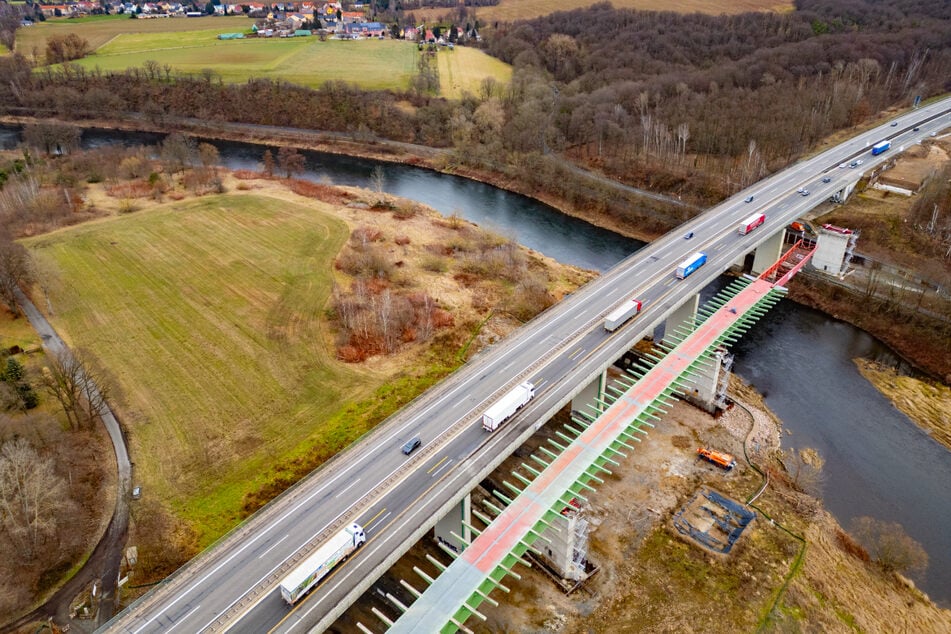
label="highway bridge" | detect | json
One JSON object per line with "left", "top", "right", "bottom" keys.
{"left": 103, "top": 98, "right": 951, "bottom": 634}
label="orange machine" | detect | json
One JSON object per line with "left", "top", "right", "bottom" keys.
{"left": 697, "top": 447, "right": 737, "bottom": 470}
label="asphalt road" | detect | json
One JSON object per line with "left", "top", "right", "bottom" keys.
{"left": 103, "top": 98, "right": 951, "bottom": 634}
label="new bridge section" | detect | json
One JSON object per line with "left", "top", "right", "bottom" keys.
{"left": 387, "top": 252, "right": 810, "bottom": 633}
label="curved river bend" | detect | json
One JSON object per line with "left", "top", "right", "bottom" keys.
{"left": 5, "top": 126, "right": 948, "bottom": 605}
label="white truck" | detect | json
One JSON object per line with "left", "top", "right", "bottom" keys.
{"left": 604, "top": 298, "right": 642, "bottom": 332}
{"left": 279, "top": 523, "right": 366, "bottom": 605}
{"left": 482, "top": 382, "right": 535, "bottom": 431}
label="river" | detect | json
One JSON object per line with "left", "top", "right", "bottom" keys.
{"left": 4, "top": 126, "right": 949, "bottom": 605}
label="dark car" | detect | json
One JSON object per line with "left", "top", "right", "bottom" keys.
{"left": 402, "top": 436, "right": 421, "bottom": 455}
{"left": 822, "top": 177, "right": 831, "bottom": 183}
{"left": 913, "top": 127, "right": 920, "bottom": 132}
{"left": 684, "top": 231, "right": 694, "bottom": 240}
{"left": 744, "top": 195, "right": 754, "bottom": 203}
{"left": 891, "top": 122, "right": 898, "bottom": 127}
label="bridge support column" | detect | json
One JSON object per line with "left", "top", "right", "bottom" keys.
{"left": 434, "top": 493, "right": 471, "bottom": 553}
{"left": 535, "top": 502, "right": 589, "bottom": 582}
{"left": 751, "top": 229, "right": 785, "bottom": 275}
{"left": 832, "top": 181, "right": 856, "bottom": 203}
{"left": 679, "top": 346, "right": 733, "bottom": 414}
{"left": 572, "top": 369, "right": 608, "bottom": 415}
{"left": 662, "top": 293, "right": 699, "bottom": 345}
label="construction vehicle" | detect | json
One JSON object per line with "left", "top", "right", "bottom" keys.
{"left": 697, "top": 447, "right": 736, "bottom": 470}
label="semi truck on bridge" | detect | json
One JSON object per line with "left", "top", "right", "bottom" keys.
{"left": 738, "top": 212, "right": 766, "bottom": 236}
{"left": 482, "top": 382, "right": 535, "bottom": 431}
{"left": 279, "top": 523, "right": 366, "bottom": 605}
{"left": 603, "top": 297, "right": 642, "bottom": 331}
{"left": 676, "top": 252, "right": 707, "bottom": 279}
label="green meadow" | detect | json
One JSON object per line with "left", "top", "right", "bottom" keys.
{"left": 14, "top": 15, "right": 510, "bottom": 96}
{"left": 24, "top": 194, "right": 383, "bottom": 541}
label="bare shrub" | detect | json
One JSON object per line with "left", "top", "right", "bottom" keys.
{"left": 835, "top": 528, "right": 870, "bottom": 563}
{"left": 392, "top": 205, "right": 417, "bottom": 220}
{"left": 351, "top": 226, "right": 384, "bottom": 247}
{"left": 336, "top": 245, "right": 393, "bottom": 280}
{"left": 421, "top": 254, "right": 448, "bottom": 273}
{"left": 106, "top": 181, "right": 152, "bottom": 199}
{"left": 394, "top": 235, "right": 411, "bottom": 246}
{"left": 850, "top": 516, "right": 928, "bottom": 575}
{"left": 288, "top": 178, "right": 349, "bottom": 204}
{"left": 507, "top": 273, "right": 555, "bottom": 321}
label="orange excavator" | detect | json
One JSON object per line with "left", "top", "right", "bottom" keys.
{"left": 697, "top": 447, "right": 737, "bottom": 470}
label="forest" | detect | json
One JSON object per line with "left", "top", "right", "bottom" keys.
{"left": 1, "top": 0, "right": 950, "bottom": 234}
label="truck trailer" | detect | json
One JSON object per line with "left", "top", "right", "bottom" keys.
{"left": 675, "top": 252, "right": 707, "bottom": 279}
{"left": 482, "top": 382, "right": 535, "bottom": 431}
{"left": 871, "top": 140, "right": 890, "bottom": 155}
{"left": 737, "top": 212, "right": 766, "bottom": 236}
{"left": 279, "top": 523, "right": 366, "bottom": 605}
{"left": 604, "top": 298, "right": 642, "bottom": 332}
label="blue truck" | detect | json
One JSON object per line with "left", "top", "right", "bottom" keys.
{"left": 676, "top": 252, "right": 707, "bottom": 279}
{"left": 871, "top": 140, "right": 890, "bottom": 155}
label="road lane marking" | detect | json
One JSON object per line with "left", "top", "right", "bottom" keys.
{"left": 334, "top": 478, "right": 362, "bottom": 500}
{"left": 427, "top": 456, "right": 448, "bottom": 474}
{"left": 258, "top": 535, "right": 289, "bottom": 560}
{"left": 430, "top": 459, "right": 453, "bottom": 478}
{"left": 163, "top": 604, "right": 202, "bottom": 633}
{"left": 360, "top": 508, "right": 388, "bottom": 532}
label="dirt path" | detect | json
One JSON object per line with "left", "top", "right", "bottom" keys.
{"left": 2, "top": 290, "right": 132, "bottom": 632}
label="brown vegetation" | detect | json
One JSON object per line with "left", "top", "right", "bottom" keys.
{"left": 0, "top": 409, "right": 113, "bottom": 623}
{"left": 788, "top": 274, "right": 951, "bottom": 381}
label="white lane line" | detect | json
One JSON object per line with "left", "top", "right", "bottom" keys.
{"left": 259, "top": 535, "right": 289, "bottom": 560}
{"left": 368, "top": 511, "right": 391, "bottom": 531}
{"left": 334, "top": 478, "right": 362, "bottom": 500}
{"left": 162, "top": 604, "right": 202, "bottom": 634}
{"left": 430, "top": 459, "right": 453, "bottom": 478}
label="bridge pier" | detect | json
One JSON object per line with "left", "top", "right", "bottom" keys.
{"left": 751, "top": 229, "right": 785, "bottom": 275}
{"left": 678, "top": 346, "right": 732, "bottom": 414}
{"left": 535, "top": 500, "right": 589, "bottom": 583}
{"left": 831, "top": 180, "right": 856, "bottom": 204}
{"left": 812, "top": 225, "right": 858, "bottom": 277}
{"left": 662, "top": 293, "right": 699, "bottom": 345}
{"left": 434, "top": 494, "right": 471, "bottom": 553}
{"left": 572, "top": 370, "right": 608, "bottom": 415}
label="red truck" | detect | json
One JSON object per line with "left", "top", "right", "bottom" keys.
{"left": 738, "top": 212, "right": 766, "bottom": 235}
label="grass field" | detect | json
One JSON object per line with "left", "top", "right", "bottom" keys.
{"left": 415, "top": 0, "right": 793, "bottom": 23}
{"left": 14, "top": 14, "right": 252, "bottom": 57}
{"left": 17, "top": 16, "right": 510, "bottom": 96}
{"left": 23, "top": 194, "right": 385, "bottom": 541}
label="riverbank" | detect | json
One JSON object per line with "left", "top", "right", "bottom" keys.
{"left": 855, "top": 359, "right": 951, "bottom": 451}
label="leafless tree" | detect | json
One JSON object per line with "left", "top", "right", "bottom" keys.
{"left": 161, "top": 133, "right": 197, "bottom": 176}
{"left": 41, "top": 350, "right": 109, "bottom": 431}
{"left": 850, "top": 516, "right": 929, "bottom": 575}
{"left": 0, "top": 437, "right": 67, "bottom": 559}
{"left": 781, "top": 446, "right": 825, "bottom": 497}
{"left": 0, "top": 238, "right": 34, "bottom": 318}
{"left": 371, "top": 165, "right": 386, "bottom": 204}
{"left": 276, "top": 146, "right": 306, "bottom": 179}
{"left": 22, "top": 122, "right": 81, "bottom": 156}
{"left": 261, "top": 149, "right": 275, "bottom": 178}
